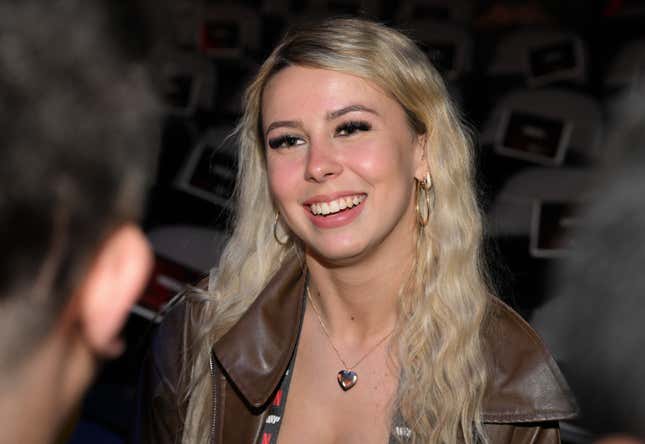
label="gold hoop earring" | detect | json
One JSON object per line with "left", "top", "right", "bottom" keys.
{"left": 273, "top": 212, "right": 289, "bottom": 245}
{"left": 416, "top": 172, "right": 432, "bottom": 227}
{"left": 422, "top": 172, "right": 432, "bottom": 190}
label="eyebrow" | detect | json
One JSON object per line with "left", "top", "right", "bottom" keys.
{"left": 264, "top": 104, "right": 379, "bottom": 136}
{"left": 265, "top": 120, "right": 303, "bottom": 135}
{"left": 327, "top": 104, "right": 379, "bottom": 120}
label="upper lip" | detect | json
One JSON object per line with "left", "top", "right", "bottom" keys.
{"left": 302, "top": 191, "right": 367, "bottom": 206}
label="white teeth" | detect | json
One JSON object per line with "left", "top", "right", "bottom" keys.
{"left": 309, "top": 195, "right": 365, "bottom": 216}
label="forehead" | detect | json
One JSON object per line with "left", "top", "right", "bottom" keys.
{"left": 261, "top": 66, "right": 393, "bottom": 120}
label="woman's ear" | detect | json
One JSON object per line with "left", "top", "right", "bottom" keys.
{"left": 413, "top": 133, "right": 429, "bottom": 181}
{"left": 77, "top": 224, "right": 153, "bottom": 358}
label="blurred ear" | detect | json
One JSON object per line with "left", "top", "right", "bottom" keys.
{"left": 77, "top": 224, "right": 152, "bottom": 358}
{"left": 413, "top": 133, "right": 429, "bottom": 180}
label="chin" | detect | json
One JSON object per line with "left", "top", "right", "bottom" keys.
{"left": 305, "top": 240, "right": 372, "bottom": 266}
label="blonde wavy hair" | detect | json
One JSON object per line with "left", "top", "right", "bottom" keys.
{"left": 180, "top": 18, "right": 491, "bottom": 444}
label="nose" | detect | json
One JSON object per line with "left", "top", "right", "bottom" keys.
{"left": 305, "top": 136, "right": 343, "bottom": 182}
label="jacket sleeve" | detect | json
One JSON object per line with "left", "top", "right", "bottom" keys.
{"left": 132, "top": 350, "right": 183, "bottom": 444}
{"left": 131, "top": 302, "right": 188, "bottom": 444}
{"left": 485, "top": 422, "right": 561, "bottom": 444}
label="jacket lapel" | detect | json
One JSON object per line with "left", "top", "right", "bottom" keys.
{"left": 212, "top": 255, "right": 306, "bottom": 409}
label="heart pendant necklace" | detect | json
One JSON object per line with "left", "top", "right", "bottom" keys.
{"left": 306, "top": 286, "right": 394, "bottom": 392}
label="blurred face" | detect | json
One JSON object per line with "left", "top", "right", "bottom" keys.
{"left": 262, "top": 66, "right": 426, "bottom": 264}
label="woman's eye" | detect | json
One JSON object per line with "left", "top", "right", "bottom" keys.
{"left": 268, "top": 135, "right": 305, "bottom": 149}
{"left": 335, "top": 121, "right": 371, "bottom": 137}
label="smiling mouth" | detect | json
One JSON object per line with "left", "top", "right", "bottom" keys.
{"left": 308, "top": 194, "right": 366, "bottom": 216}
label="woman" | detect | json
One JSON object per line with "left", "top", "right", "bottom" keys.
{"left": 137, "top": 18, "right": 577, "bottom": 444}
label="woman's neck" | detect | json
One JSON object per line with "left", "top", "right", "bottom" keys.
{"left": 305, "top": 243, "right": 414, "bottom": 345}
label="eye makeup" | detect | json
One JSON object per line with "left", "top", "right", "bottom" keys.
{"left": 335, "top": 120, "right": 371, "bottom": 136}
{"left": 268, "top": 134, "right": 304, "bottom": 149}
{"left": 266, "top": 120, "right": 372, "bottom": 149}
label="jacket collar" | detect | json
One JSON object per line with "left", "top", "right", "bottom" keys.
{"left": 211, "top": 256, "right": 577, "bottom": 422}
{"left": 212, "top": 254, "right": 306, "bottom": 408}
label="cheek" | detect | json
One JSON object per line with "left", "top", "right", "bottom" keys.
{"left": 266, "top": 155, "right": 303, "bottom": 204}
{"left": 350, "top": 140, "right": 415, "bottom": 186}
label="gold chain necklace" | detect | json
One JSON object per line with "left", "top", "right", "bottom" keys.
{"left": 306, "top": 286, "right": 394, "bottom": 391}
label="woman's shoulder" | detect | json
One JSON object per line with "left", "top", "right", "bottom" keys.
{"left": 148, "top": 278, "right": 210, "bottom": 386}
{"left": 481, "top": 297, "right": 579, "bottom": 424}
{"left": 134, "top": 283, "right": 210, "bottom": 443}
{"left": 147, "top": 297, "right": 192, "bottom": 389}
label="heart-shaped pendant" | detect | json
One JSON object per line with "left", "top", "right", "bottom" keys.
{"left": 337, "top": 369, "right": 358, "bottom": 391}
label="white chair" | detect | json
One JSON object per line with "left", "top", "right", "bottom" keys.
{"left": 487, "top": 167, "right": 595, "bottom": 238}
{"left": 133, "top": 225, "right": 228, "bottom": 321}
{"left": 480, "top": 88, "right": 604, "bottom": 165}
{"left": 403, "top": 20, "right": 473, "bottom": 81}
{"left": 173, "top": 126, "right": 238, "bottom": 208}
{"left": 487, "top": 28, "right": 587, "bottom": 88}
{"left": 155, "top": 47, "right": 214, "bottom": 117}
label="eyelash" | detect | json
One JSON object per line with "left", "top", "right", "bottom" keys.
{"left": 267, "top": 120, "right": 372, "bottom": 149}
{"left": 268, "top": 134, "right": 303, "bottom": 149}
{"left": 335, "top": 120, "right": 371, "bottom": 136}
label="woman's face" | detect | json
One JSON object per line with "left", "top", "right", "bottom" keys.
{"left": 262, "top": 66, "right": 427, "bottom": 264}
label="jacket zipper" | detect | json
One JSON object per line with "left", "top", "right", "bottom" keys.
{"left": 209, "top": 351, "right": 217, "bottom": 444}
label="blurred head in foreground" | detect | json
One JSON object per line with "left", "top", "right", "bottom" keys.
{"left": 533, "top": 86, "right": 645, "bottom": 443}
{"left": 0, "top": 0, "right": 158, "bottom": 442}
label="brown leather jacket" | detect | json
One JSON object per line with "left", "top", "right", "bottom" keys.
{"left": 135, "top": 257, "right": 578, "bottom": 443}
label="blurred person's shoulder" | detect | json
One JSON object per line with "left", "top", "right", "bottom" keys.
{"left": 481, "top": 296, "right": 579, "bottom": 423}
